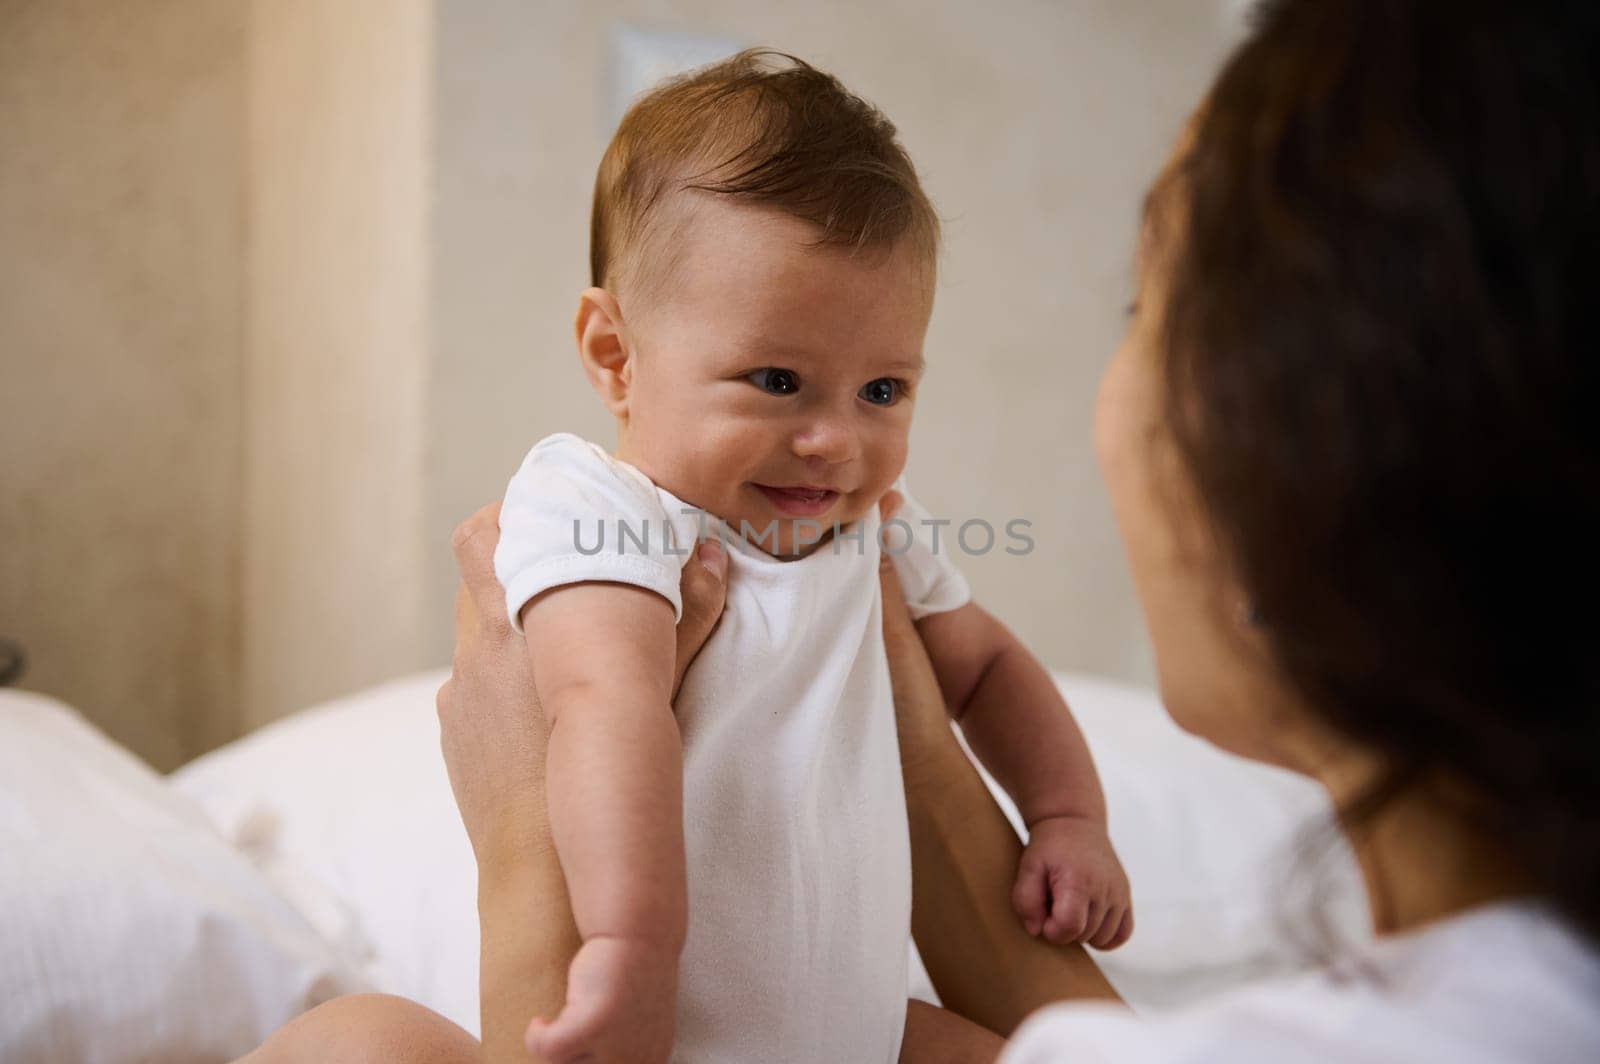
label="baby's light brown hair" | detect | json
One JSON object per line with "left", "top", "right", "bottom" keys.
{"left": 590, "top": 49, "right": 940, "bottom": 303}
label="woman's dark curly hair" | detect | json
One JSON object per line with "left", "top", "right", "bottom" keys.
{"left": 1155, "top": 0, "right": 1599, "bottom": 938}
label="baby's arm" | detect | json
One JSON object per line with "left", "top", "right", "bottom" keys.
{"left": 916, "top": 602, "right": 1133, "bottom": 950}
{"left": 519, "top": 580, "right": 684, "bottom": 1062}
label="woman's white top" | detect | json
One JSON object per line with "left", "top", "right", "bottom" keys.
{"left": 494, "top": 434, "right": 971, "bottom": 1064}
{"left": 1004, "top": 900, "right": 1600, "bottom": 1062}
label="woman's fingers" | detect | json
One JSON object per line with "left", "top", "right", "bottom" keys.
{"left": 877, "top": 492, "right": 960, "bottom": 777}
{"left": 451, "top": 502, "right": 508, "bottom": 634}
{"left": 673, "top": 540, "right": 728, "bottom": 701}
{"left": 877, "top": 511, "right": 923, "bottom": 657}
{"left": 877, "top": 552, "right": 939, "bottom": 707}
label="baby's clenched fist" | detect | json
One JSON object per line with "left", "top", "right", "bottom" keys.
{"left": 1012, "top": 815, "right": 1134, "bottom": 950}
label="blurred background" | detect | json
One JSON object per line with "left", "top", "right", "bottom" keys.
{"left": 0, "top": 0, "right": 1241, "bottom": 771}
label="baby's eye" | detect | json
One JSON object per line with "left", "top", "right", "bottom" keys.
{"left": 859, "top": 378, "right": 901, "bottom": 406}
{"left": 747, "top": 368, "right": 799, "bottom": 395}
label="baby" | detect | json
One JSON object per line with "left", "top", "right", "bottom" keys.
{"left": 494, "top": 50, "right": 1131, "bottom": 1064}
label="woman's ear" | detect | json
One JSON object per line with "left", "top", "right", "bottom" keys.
{"left": 575, "top": 287, "right": 633, "bottom": 418}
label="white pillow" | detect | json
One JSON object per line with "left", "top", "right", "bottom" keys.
{"left": 171, "top": 668, "right": 1368, "bottom": 1029}
{"left": 171, "top": 670, "right": 481, "bottom": 1033}
{"left": 0, "top": 689, "right": 370, "bottom": 1063}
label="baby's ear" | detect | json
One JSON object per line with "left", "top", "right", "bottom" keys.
{"left": 575, "top": 287, "right": 633, "bottom": 417}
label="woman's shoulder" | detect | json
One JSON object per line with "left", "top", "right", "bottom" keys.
{"left": 1002, "top": 901, "right": 1600, "bottom": 1063}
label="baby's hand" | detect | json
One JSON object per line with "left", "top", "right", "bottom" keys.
{"left": 1012, "top": 815, "right": 1134, "bottom": 950}
{"left": 525, "top": 934, "right": 678, "bottom": 1063}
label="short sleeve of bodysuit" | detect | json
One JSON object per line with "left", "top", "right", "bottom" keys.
{"left": 494, "top": 433, "right": 687, "bottom": 630}
{"left": 887, "top": 474, "right": 974, "bottom": 620}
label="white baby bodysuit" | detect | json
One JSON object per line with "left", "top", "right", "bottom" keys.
{"left": 494, "top": 433, "right": 971, "bottom": 1064}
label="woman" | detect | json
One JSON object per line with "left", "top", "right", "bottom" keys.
{"left": 247, "top": 0, "right": 1599, "bottom": 1059}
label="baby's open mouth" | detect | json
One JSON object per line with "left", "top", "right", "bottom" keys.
{"left": 754, "top": 483, "right": 840, "bottom": 516}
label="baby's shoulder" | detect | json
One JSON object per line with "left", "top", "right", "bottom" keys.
{"left": 506, "top": 432, "right": 665, "bottom": 520}
{"left": 519, "top": 431, "right": 620, "bottom": 475}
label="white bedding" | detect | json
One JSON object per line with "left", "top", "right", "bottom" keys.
{"left": 0, "top": 690, "right": 368, "bottom": 1064}
{"left": 1, "top": 668, "right": 1369, "bottom": 1059}
{"left": 170, "top": 669, "right": 1369, "bottom": 1033}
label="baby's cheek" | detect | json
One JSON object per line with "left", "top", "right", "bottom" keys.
{"left": 838, "top": 493, "right": 874, "bottom": 527}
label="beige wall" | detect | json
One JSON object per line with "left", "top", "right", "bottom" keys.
{"left": 242, "top": 0, "right": 432, "bottom": 731}
{"left": 0, "top": 0, "right": 247, "bottom": 770}
{"left": 0, "top": 0, "right": 431, "bottom": 763}
{"left": 1, "top": 0, "right": 1228, "bottom": 768}
{"left": 425, "top": 0, "right": 1232, "bottom": 683}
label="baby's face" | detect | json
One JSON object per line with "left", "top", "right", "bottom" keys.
{"left": 614, "top": 199, "right": 933, "bottom": 558}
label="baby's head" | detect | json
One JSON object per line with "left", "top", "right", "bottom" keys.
{"left": 576, "top": 49, "right": 939, "bottom": 557}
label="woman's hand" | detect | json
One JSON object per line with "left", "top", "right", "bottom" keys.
{"left": 435, "top": 501, "right": 728, "bottom": 1063}
{"left": 874, "top": 493, "right": 963, "bottom": 782}
{"left": 878, "top": 495, "right": 1121, "bottom": 1042}
{"left": 436, "top": 501, "right": 728, "bottom": 876}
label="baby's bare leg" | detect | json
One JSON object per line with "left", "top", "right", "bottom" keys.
{"left": 235, "top": 994, "right": 477, "bottom": 1064}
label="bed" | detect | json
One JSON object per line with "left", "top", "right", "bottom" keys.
{"left": 0, "top": 669, "right": 1369, "bottom": 1062}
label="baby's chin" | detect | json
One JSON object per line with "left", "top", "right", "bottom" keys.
{"left": 759, "top": 500, "right": 878, "bottom": 560}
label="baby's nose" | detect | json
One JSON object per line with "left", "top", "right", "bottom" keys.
{"left": 791, "top": 416, "right": 858, "bottom": 464}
